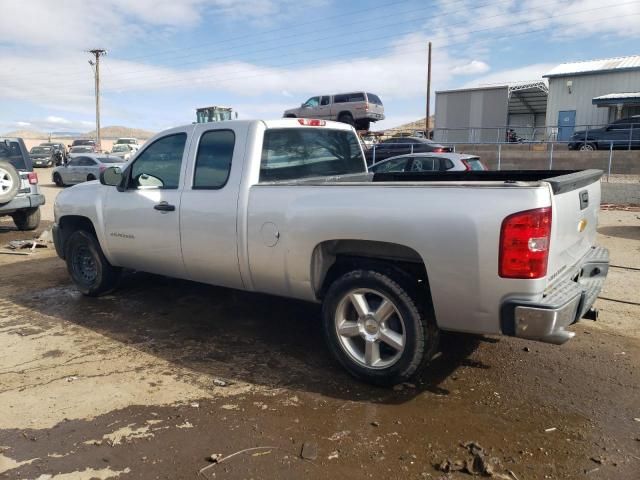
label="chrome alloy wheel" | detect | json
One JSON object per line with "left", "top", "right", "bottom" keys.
{"left": 334, "top": 288, "right": 406, "bottom": 369}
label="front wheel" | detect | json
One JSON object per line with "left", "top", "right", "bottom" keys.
{"left": 65, "top": 230, "right": 121, "bottom": 296}
{"left": 322, "top": 269, "right": 438, "bottom": 386}
{"left": 579, "top": 143, "right": 596, "bottom": 151}
{"left": 53, "top": 172, "right": 64, "bottom": 187}
{"left": 12, "top": 208, "right": 40, "bottom": 231}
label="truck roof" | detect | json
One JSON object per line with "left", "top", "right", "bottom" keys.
{"left": 180, "top": 119, "right": 355, "bottom": 131}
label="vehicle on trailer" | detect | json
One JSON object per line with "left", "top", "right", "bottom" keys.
{"left": 196, "top": 106, "right": 236, "bottom": 123}
{"left": 29, "top": 145, "right": 57, "bottom": 168}
{"left": 0, "top": 137, "right": 44, "bottom": 230}
{"left": 53, "top": 118, "right": 608, "bottom": 386}
{"left": 568, "top": 116, "right": 640, "bottom": 151}
{"left": 369, "top": 153, "right": 486, "bottom": 173}
{"left": 52, "top": 154, "right": 125, "bottom": 187}
{"left": 283, "top": 92, "right": 384, "bottom": 131}
{"left": 365, "top": 136, "right": 452, "bottom": 165}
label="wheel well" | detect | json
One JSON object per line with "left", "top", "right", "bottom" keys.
{"left": 57, "top": 215, "right": 97, "bottom": 259}
{"left": 284, "top": 114, "right": 296, "bottom": 118}
{"left": 337, "top": 111, "right": 353, "bottom": 120}
{"left": 312, "top": 239, "right": 431, "bottom": 303}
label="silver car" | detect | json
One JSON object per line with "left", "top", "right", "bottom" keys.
{"left": 110, "top": 144, "right": 134, "bottom": 160}
{"left": 52, "top": 155, "right": 125, "bottom": 187}
{"left": 369, "top": 152, "right": 487, "bottom": 173}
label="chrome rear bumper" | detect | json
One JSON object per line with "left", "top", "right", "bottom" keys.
{"left": 502, "top": 246, "right": 609, "bottom": 345}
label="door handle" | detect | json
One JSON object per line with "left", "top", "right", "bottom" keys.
{"left": 154, "top": 201, "right": 175, "bottom": 212}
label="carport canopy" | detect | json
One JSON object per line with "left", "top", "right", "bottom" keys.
{"left": 592, "top": 92, "right": 640, "bottom": 106}
{"left": 507, "top": 81, "right": 549, "bottom": 115}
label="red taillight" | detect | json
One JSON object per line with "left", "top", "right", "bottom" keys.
{"left": 461, "top": 159, "right": 472, "bottom": 171}
{"left": 28, "top": 172, "right": 38, "bottom": 185}
{"left": 499, "top": 207, "right": 552, "bottom": 279}
{"left": 297, "top": 118, "right": 326, "bottom": 126}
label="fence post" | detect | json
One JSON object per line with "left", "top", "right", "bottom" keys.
{"left": 497, "top": 143, "right": 502, "bottom": 171}
{"left": 372, "top": 145, "right": 376, "bottom": 165}
{"left": 549, "top": 141, "right": 554, "bottom": 169}
{"left": 410, "top": 143, "right": 414, "bottom": 154}
{"left": 629, "top": 124, "right": 633, "bottom": 151}
{"left": 607, "top": 142, "right": 613, "bottom": 181}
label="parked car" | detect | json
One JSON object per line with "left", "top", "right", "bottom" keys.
{"left": 114, "top": 137, "right": 140, "bottom": 151}
{"left": 71, "top": 139, "right": 96, "bottom": 148}
{"left": 283, "top": 92, "right": 384, "bottom": 130}
{"left": 0, "top": 137, "right": 44, "bottom": 230}
{"left": 360, "top": 134, "right": 379, "bottom": 149}
{"left": 568, "top": 116, "right": 640, "bottom": 150}
{"left": 365, "top": 137, "right": 452, "bottom": 164}
{"left": 52, "top": 154, "right": 125, "bottom": 187}
{"left": 52, "top": 119, "right": 609, "bottom": 386}
{"left": 369, "top": 153, "right": 486, "bottom": 173}
{"left": 110, "top": 144, "right": 135, "bottom": 160}
{"left": 40, "top": 142, "right": 68, "bottom": 162}
{"left": 29, "top": 145, "right": 57, "bottom": 167}
{"left": 68, "top": 145, "right": 96, "bottom": 158}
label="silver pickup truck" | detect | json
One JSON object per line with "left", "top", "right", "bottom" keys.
{"left": 52, "top": 119, "right": 609, "bottom": 385}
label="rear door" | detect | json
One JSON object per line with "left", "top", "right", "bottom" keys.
{"left": 546, "top": 171, "right": 603, "bottom": 285}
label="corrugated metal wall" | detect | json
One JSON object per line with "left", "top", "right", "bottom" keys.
{"left": 434, "top": 87, "right": 509, "bottom": 143}
{"left": 546, "top": 70, "right": 640, "bottom": 128}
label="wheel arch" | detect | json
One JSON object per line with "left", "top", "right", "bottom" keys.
{"left": 311, "top": 239, "right": 434, "bottom": 316}
{"left": 56, "top": 215, "right": 98, "bottom": 259}
{"left": 337, "top": 111, "right": 354, "bottom": 121}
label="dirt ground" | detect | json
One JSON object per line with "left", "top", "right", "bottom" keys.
{"left": 1, "top": 170, "right": 639, "bottom": 479}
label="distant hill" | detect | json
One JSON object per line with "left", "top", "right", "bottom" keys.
{"left": 86, "top": 126, "right": 155, "bottom": 140}
{"left": 3, "top": 125, "right": 155, "bottom": 140}
{"left": 385, "top": 116, "right": 435, "bottom": 135}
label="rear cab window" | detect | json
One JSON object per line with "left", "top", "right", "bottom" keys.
{"left": 259, "top": 128, "right": 365, "bottom": 182}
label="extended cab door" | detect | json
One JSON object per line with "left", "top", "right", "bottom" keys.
{"left": 179, "top": 124, "right": 245, "bottom": 289}
{"left": 102, "top": 128, "right": 190, "bottom": 278}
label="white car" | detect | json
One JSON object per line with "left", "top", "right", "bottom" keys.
{"left": 114, "top": 137, "right": 140, "bottom": 152}
{"left": 110, "top": 144, "right": 134, "bottom": 160}
{"left": 369, "top": 152, "right": 486, "bottom": 173}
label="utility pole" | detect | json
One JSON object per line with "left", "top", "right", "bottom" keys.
{"left": 426, "top": 42, "right": 432, "bottom": 138}
{"left": 88, "top": 49, "right": 107, "bottom": 152}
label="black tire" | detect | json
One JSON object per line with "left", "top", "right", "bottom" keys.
{"left": 322, "top": 269, "right": 439, "bottom": 386}
{"left": 65, "top": 230, "right": 121, "bottom": 296}
{"left": 12, "top": 207, "right": 40, "bottom": 231}
{"left": 87, "top": 174, "right": 96, "bottom": 181}
{"left": 0, "top": 161, "right": 20, "bottom": 203}
{"left": 338, "top": 113, "right": 355, "bottom": 127}
{"left": 53, "top": 172, "right": 64, "bottom": 187}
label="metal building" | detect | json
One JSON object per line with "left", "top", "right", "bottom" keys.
{"left": 544, "top": 55, "right": 640, "bottom": 141}
{"left": 433, "top": 82, "right": 548, "bottom": 143}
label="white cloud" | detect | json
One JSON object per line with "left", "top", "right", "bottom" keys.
{"left": 463, "top": 63, "right": 556, "bottom": 88}
{"left": 451, "top": 61, "right": 490, "bottom": 76}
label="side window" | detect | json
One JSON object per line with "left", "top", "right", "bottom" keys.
{"left": 410, "top": 157, "right": 435, "bottom": 171}
{"left": 441, "top": 158, "right": 454, "bottom": 170}
{"left": 374, "top": 157, "right": 408, "bottom": 173}
{"left": 193, "top": 130, "right": 235, "bottom": 189}
{"left": 129, "top": 133, "right": 186, "bottom": 189}
{"left": 320, "top": 96, "right": 330, "bottom": 106}
{"left": 348, "top": 92, "right": 365, "bottom": 102}
{"left": 304, "top": 97, "right": 319, "bottom": 107}
{"left": 334, "top": 94, "right": 347, "bottom": 103}
{"left": 67, "top": 158, "right": 81, "bottom": 167}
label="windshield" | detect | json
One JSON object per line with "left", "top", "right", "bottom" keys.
{"left": 116, "top": 139, "right": 136, "bottom": 144}
{"left": 98, "top": 156, "right": 125, "bottom": 163}
{"left": 112, "top": 145, "right": 129, "bottom": 152}
{"left": 72, "top": 140, "right": 95, "bottom": 146}
{"left": 30, "top": 147, "right": 51, "bottom": 154}
{"left": 71, "top": 146, "right": 93, "bottom": 153}
{"left": 260, "top": 128, "right": 365, "bottom": 182}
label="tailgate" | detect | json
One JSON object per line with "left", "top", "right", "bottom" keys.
{"left": 546, "top": 170, "right": 603, "bottom": 285}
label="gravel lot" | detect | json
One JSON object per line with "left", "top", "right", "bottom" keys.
{"left": 1, "top": 169, "right": 639, "bottom": 479}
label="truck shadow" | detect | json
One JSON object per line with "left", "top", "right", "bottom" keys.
{"left": 5, "top": 259, "right": 485, "bottom": 404}
{"left": 598, "top": 225, "right": 640, "bottom": 241}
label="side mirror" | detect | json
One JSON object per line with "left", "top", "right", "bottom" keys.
{"left": 100, "top": 166, "right": 123, "bottom": 187}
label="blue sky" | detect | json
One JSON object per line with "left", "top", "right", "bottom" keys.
{"left": 0, "top": 0, "right": 639, "bottom": 134}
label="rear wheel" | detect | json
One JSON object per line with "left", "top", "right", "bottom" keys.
{"left": 579, "top": 143, "right": 596, "bottom": 151}
{"left": 0, "top": 161, "right": 20, "bottom": 204}
{"left": 53, "top": 172, "right": 64, "bottom": 187}
{"left": 12, "top": 207, "right": 40, "bottom": 231}
{"left": 65, "top": 230, "right": 121, "bottom": 296}
{"left": 322, "top": 269, "right": 439, "bottom": 386}
{"left": 338, "top": 113, "right": 355, "bottom": 127}
{"left": 87, "top": 174, "right": 96, "bottom": 181}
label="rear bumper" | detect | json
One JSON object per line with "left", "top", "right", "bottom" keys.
{"left": 501, "top": 246, "right": 609, "bottom": 344}
{"left": 0, "top": 193, "right": 45, "bottom": 214}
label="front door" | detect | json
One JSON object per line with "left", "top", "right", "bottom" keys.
{"left": 316, "top": 96, "right": 331, "bottom": 119}
{"left": 102, "top": 129, "right": 191, "bottom": 278}
{"left": 557, "top": 110, "right": 576, "bottom": 141}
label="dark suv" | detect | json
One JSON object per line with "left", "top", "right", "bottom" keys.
{"left": 0, "top": 138, "right": 45, "bottom": 230}
{"left": 568, "top": 116, "right": 640, "bottom": 151}
{"left": 364, "top": 137, "right": 453, "bottom": 165}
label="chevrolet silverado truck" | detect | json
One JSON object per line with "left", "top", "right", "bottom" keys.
{"left": 52, "top": 119, "right": 609, "bottom": 385}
